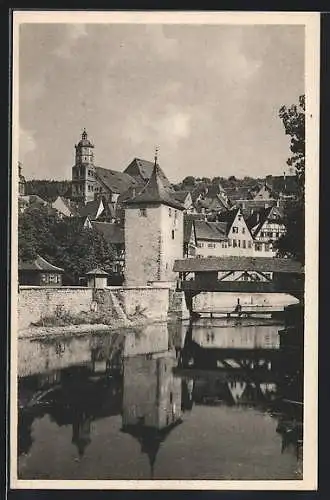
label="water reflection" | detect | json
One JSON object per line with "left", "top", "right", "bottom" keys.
{"left": 17, "top": 317, "right": 303, "bottom": 479}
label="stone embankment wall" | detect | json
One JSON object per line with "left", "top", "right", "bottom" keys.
{"left": 17, "top": 286, "right": 176, "bottom": 333}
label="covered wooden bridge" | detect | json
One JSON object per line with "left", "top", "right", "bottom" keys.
{"left": 173, "top": 256, "right": 304, "bottom": 305}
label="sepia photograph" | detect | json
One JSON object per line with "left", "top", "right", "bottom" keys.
{"left": 10, "top": 10, "right": 319, "bottom": 490}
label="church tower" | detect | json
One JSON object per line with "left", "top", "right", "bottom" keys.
{"left": 124, "top": 151, "right": 185, "bottom": 286}
{"left": 71, "top": 129, "right": 96, "bottom": 204}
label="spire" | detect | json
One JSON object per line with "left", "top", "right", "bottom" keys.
{"left": 82, "top": 128, "right": 88, "bottom": 141}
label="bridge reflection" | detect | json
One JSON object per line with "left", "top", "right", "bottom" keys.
{"left": 18, "top": 315, "right": 303, "bottom": 477}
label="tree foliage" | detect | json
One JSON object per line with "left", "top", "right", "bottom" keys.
{"left": 18, "top": 206, "right": 117, "bottom": 284}
{"left": 279, "top": 95, "right": 305, "bottom": 194}
{"left": 276, "top": 95, "right": 305, "bottom": 264}
{"left": 25, "top": 180, "right": 72, "bottom": 202}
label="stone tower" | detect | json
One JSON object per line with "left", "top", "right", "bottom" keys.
{"left": 71, "top": 129, "right": 96, "bottom": 204}
{"left": 124, "top": 155, "right": 185, "bottom": 286}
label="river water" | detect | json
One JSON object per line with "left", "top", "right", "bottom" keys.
{"left": 17, "top": 318, "right": 303, "bottom": 480}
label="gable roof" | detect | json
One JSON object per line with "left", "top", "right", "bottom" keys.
{"left": 79, "top": 198, "right": 104, "bottom": 219}
{"left": 223, "top": 187, "right": 254, "bottom": 202}
{"left": 19, "top": 255, "right": 64, "bottom": 273}
{"left": 92, "top": 221, "right": 124, "bottom": 245}
{"left": 217, "top": 208, "right": 240, "bottom": 229}
{"left": 235, "top": 199, "right": 278, "bottom": 214}
{"left": 52, "top": 196, "right": 79, "bottom": 216}
{"left": 252, "top": 182, "right": 277, "bottom": 200}
{"left": 197, "top": 193, "right": 230, "bottom": 211}
{"left": 124, "top": 158, "right": 171, "bottom": 188}
{"left": 173, "top": 256, "right": 304, "bottom": 274}
{"left": 95, "top": 166, "right": 137, "bottom": 194}
{"left": 173, "top": 190, "right": 192, "bottom": 204}
{"left": 124, "top": 164, "right": 185, "bottom": 210}
{"left": 194, "top": 220, "right": 228, "bottom": 241}
{"left": 247, "top": 206, "right": 285, "bottom": 236}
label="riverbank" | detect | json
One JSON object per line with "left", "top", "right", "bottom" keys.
{"left": 18, "top": 316, "right": 174, "bottom": 340}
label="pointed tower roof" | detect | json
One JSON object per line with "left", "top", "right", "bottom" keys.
{"left": 121, "top": 421, "right": 183, "bottom": 478}
{"left": 125, "top": 163, "right": 185, "bottom": 211}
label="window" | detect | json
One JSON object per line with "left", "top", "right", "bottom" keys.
{"left": 248, "top": 241, "right": 252, "bottom": 249}
{"left": 238, "top": 215, "right": 242, "bottom": 221}
{"left": 222, "top": 242, "right": 227, "bottom": 248}
{"left": 228, "top": 240, "right": 232, "bottom": 247}
{"left": 197, "top": 242, "right": 204, "bottom": 248}
{"left": 207, "top": 243, "right": 216, "bottom": 248}
{"left": 242, "top": 227, "right": 246, "bottom": 234}
{"left": 264, "top": 243, "right": 270, "bottom": 252}
{"left": 260, "top": 231, "right": 264, "bottom": 237}
{"left": 174, "top": 210, "right": 178, "bottom": 219}
{"left": 233, "top": 239, "right": 237, "bottom": 248}
{"left": 238, "top": 240, "right": 241, "bottom": 247}
{"left": 172, "top": 230, "right": 175, "bottom": 240}
{"left": 139, "top": 208, "right": 147, "bottom": 217}
{"left": 232, "top": 227, "right": 239, "bottom": 233}
{"left": 242, "top": 240, "right": 246, "bottom": 248}
{"left": 255, "top": 243, "right": 263, "bottom": 251}
{"left": 169, "top": 208, "right": 172, "bottom": 217}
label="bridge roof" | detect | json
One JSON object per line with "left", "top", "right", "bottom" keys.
{"left": 173, "top": 256, "right": 304, "bottom": 274}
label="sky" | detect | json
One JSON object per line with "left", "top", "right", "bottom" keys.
{"left": 18, "top": 22, "right": 305, "bottom": 183}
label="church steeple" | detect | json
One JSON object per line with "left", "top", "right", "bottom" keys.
{"left": 72, "top": 129, "right": 96, "bottom": 205}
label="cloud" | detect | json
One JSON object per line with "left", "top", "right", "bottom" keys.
{"left": 206, "top": 35, "right": 262, "bottom": 86}
{"left": 159, "top": 108, "right": 191, "bottom": 140}
{"left": 53, "top": 24, "right": 88, "bottom": 59}
{"left": 19, "top": 127, "right": 36, "bottom": 160}
{"left": 125, "top": 105, "right": 192, "bottom": 153}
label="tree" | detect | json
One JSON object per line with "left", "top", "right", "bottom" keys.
{"left": 18, "top": 207, "right": 117, "bottom": 284}
{"left": 25, "top": 180, "right": 72, "bottom": 202}
{"left": 182, "top": 176, "right": 196, "bottom": 188}
{"left": 279, "top": 95, "right": 305, "bottom": 195}
{"left": 18, "top": 205, "right": 59, "bottom": 261}
{"left": 275, "top": 201, "right": 304, "bottom": 263}
{"left": 276, "top": 95, "right": 305, "bottom": 264}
